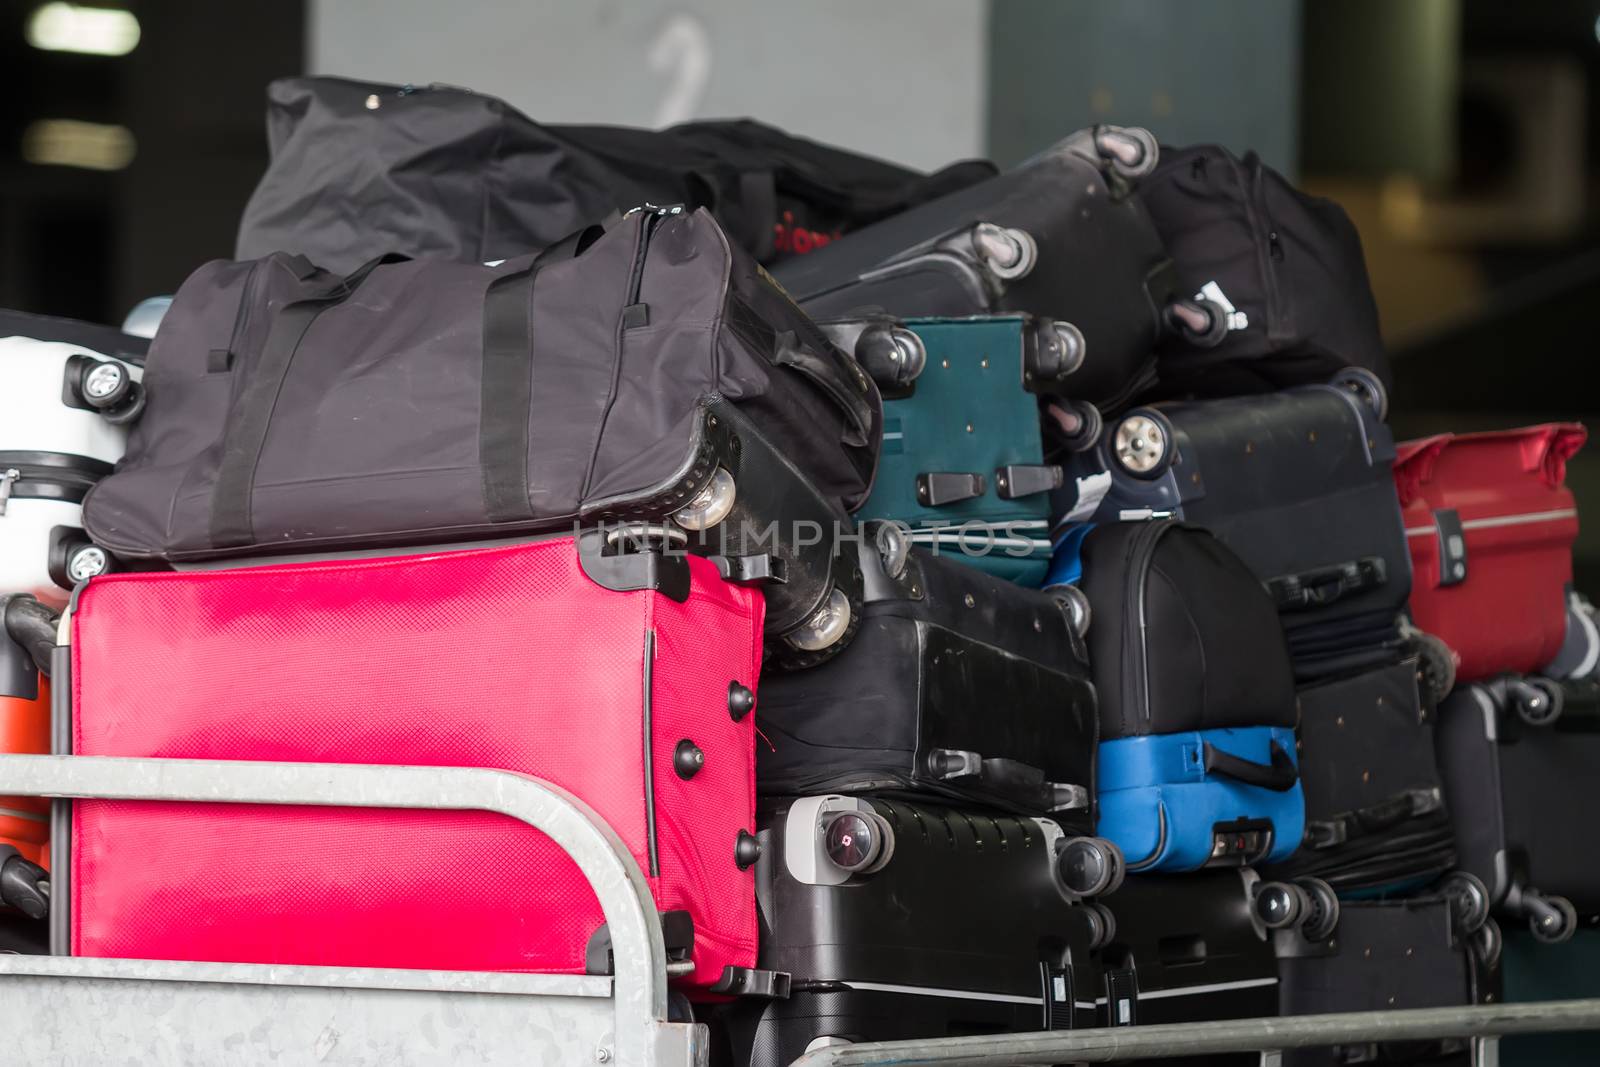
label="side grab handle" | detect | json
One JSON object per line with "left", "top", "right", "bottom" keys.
{"left": 1202, "top": 740, "right": 1299, "bottom": 793}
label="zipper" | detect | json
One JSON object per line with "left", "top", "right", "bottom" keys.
{"left": 0, "top": 464, "right": 102, "bottom": 515}
{"left": 219, "top": 261, "right": 264, "bottom": 371}
{"left": 641, "top": 630, "right": 660, "bottom": 878}
{"left": 621, "top": 204, "right": 682, "bottom": 308}
{"left": 1121, "top": 519, "right": 1170, "bottom": 734}
{"left": 1242, "top": 157, "right": 1287, "bottom": 345}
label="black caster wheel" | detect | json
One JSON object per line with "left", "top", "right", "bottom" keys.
{"left": 1058, "top": 400, "right": 1103, "bottom": 454}
{"left": 1331, "top": 366, "right": 1390, "bottom": 422}
{"left": 0, "top": 848, "right": 48, "bottom": 920}
{"left": 822, "top": 809, "right": 895, "bottom": 876}
{"left": 857, "top": 324, "right": 926, "bottom": 389}
{"left": 1165, "top": 298, "right": 1229, "bottom": 348}
{"left": 1529, "top": 893, "right": 1578, "bottom": 944}
{"left": 1111, "top": 409, "right": 1176, "bottom": 480}
{"left": 873, "top": 522, "right": 912, "bottom": 582}
{"left": 1082, "top": 901, "right": 1118, "bottom": 950}
{"left": 1439, "top": 871, "right": 1492, "bottom": 935}
{"left": 98, "top": 380, "right": 146, "bottom": 425}
{"left": 1473, "top": 916, "right": 1504, "bottom": 971}
{"left": 1510, "top": 676, "right": 1564, "bottom": 727}
{"left": 1253, "top": 880, "right": 1308, "bottom": 931}
{"left": 1412, "top": 631, "right": 1457, "bottom": 706}
{"left": 1051, "top": 583, "right": 1092, "bottom": 639}
{"left": 1056, "top": 836, "right": 1121, "bottom": 898}
{"left": 1095, "top": 125, "right": 1159, "bottom": 182}
{"left": 1295, "top": 876, "right": 1341, "bottom": 942}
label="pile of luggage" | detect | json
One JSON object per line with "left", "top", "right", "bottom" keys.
{"left": 0, "top": 77, "right": 1593, "bottom": 1066}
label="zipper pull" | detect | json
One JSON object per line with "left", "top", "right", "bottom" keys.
{"left": 1118, "top": 508, "right": 1173, "bottom": 522}
{"left": 624, "top": 203, "right": 687, "bottom": 218}
{"left": 0, "top": 469, "right": 18, "bottom": 516}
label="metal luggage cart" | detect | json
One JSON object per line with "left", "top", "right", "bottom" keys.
{"left": 2, "top": 752, "right": 1599, "bottom": 1067}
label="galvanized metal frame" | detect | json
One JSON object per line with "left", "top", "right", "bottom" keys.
{"left": 0, "top": 753, "right": 704, "bottom": 1067}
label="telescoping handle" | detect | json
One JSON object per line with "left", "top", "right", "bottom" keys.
{"left": 926, "top": 748, "right": 1089, "bottom": 813}
{"left": 1201, "top": 740, "right": 1299, "bottom": 793}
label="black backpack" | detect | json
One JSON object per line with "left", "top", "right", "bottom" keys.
{"left": 1138, "top": 144, "right": 1390, "bottom": 399}
{"left": 235, "top": 77, "right": 997, "bottom": 274}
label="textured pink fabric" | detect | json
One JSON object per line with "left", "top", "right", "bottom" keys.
{"left": 1394, "top": 424, "right": 1585, "bottom": 681}
{"left": 71, "top": 538, "right": 763, "bottom": 982}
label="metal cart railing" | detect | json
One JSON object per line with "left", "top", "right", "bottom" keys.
{"left": 3, "top": 752, "right": 1600, "bottom": 1067}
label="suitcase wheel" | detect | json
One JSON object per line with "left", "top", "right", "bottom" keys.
{"left": 1093, "top": 125, "right": 1160, "bottom": 182}
{"left": 1410, "top": 631, "right": 1457, "bottom": 706}
{"left": 669, "top": 467, "right": 736, "bottom": 531}
{"left": 1049, "top": 399, "right": 1102, "bottom": 454}
{"left": 1508, "top": 676, "right": 1563, "bottom": 727}
{"left": 1252, "top": 879, "right": 1308, "bottom": 932}
{"left": 856, "top": 323, "right": 926, "bottom": 389}
{"left": 821, "top": 809, "right": 896, "bottom": 876}
{"left": 1294, "top": 876, "right": 1340, "bottom": 943}
{"left": 71, "top": 356, "right": 146, "bottom": 424}
{"left": 1526, "top": 891, "right": 1578, "bottom": 944}
{"left": 1472, "top": 916, "right": 1503, "bottom": 970}
{"left": 783, "top": 587, "right": 853, "bottom": 654}
{"left": 0, "top": 847, "right": 48, "bottom": 921}
{"left": 1050, "top": 583, "right": 1092, "bottom": 639}
{"left": 873, "top": 522, "right": 912, "bottom": 581}
{"left": 1110, "top": 410, "right": 1175, "bottom": 480}
{"left": 970, "top": 223, "right": 1036, "bottom": 282}
{"left": 1030, "top": 320, "right": 1087, "bottom": 385}
{"left": 1330, "top": 366, "right": 1390, "bottom": 422}
{"left": 62, "top": 540, "right": 113, "bottom": 585}
{"left": 1055, "top": 836, "right": 1124, "bottom": 898}
{"left": 1163, "top": 298, "right": 1230, "bottom": 349}
{"left": 1438, "top": 871, "right": 1491, "bottom": 936}
{"left": 1082, "top": 901, "right": 1118, "bottom": 950}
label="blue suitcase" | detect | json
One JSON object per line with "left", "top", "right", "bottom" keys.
{"left": 820, "top": 314, "right": 1103, "bottom": 585}
{"left": 1066, "top": 521, "right": 1304, "bottom": 873}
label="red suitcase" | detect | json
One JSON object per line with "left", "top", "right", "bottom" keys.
{"left": 1394, "top": 423, "right": 1586, "bottom": 683}
{"left": 62, "top": 532, "right": 764, "bottom": 985}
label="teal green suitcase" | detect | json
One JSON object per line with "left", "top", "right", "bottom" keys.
{"left": 1501, "top": 930, "right": 1600, "bottom": 1065}
{"left": 820, "top": 315, "right": 1101, "bottom": 585}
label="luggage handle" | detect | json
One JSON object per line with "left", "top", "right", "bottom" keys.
{"left": 1200, "top": 740, "right": 1298, "bottom": 793}
{"left": 1305, "top": 787, "right": 1442, "bottom": 848}
{"left": 1266, "top": 557, "right": 1386, "bottom": 612}
{"left": 925, "top": 749, "right": 1089, "bottom": 813}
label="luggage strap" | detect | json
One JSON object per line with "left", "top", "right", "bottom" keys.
{"left": 209, "top": 252, "right": 408, "bottom": 549}
{"left": 478, "top": 225, "right": 603, "bottom": 523}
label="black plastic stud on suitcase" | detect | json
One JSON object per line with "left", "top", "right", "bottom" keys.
{"left": 704, "top": 794, "right": 1120, "bottom": 1067}
{"left": 1436, "top": 676, "right": 1600, "bottom": 946}
{"left": 1058, "top": 375, "right": 1421, "bottom": 686}
{"left": 1275, "top": 895, "right": 1501, "bottom": 1067}
{"left": 1266, "top": 657, "right": 1457, "bottom": 895}
{"left": 771, "top": 126, "right": 1228, "bottom": 414}
{"left": 757, "top": 523, "right": 1107, "bottom": 847}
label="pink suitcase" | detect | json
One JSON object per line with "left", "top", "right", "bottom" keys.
{"left": 1394, "top": 423, "right": 1585, "bottom": 683}
{"left": 63, "top": 532, "right": 763, "bottom": 985}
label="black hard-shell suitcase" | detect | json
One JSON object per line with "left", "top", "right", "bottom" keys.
{"left": 1098, "top": 869, "right": 1283, "bottom": 1066}
{"left": 237, "top": 77, "right": 998, "bottom": 273}
{"left": 1275, "top": 895, "right": 1501, "bottom": 1067}
{"left": 1137, "top": 144, "right": 1391, "bottom": 399}
{"left": 1436, "top": 676, "right": 1600, "bottom": 946}
{"left": 81, "top": 208, "right": 881, "bottom": 666}
{"left": 1267, "top": 657, "right": 1457, "bottom": 894}
{"left": 705, "top": 794, "right": 1119, "bottom": 1067}
{"left": 1061, "top": 376, "right": 1414, "bottom": 682}
{"left": 756, "top": 523, "right": 1102, "bottom": 829}
{"left": 771, "top": 127, "right": 1228, "bottom": 414}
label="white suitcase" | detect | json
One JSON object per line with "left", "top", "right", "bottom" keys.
{"left": 0, "top": 326, "right": 145, "bottom": 605}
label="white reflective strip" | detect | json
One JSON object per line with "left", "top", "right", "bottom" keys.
{"left": 882, "top": 432, "right": 903, "bottom": 441}
{"left": 1405, "top": 508, "right": 1578, "bottom": 538}
{"left": 1093, "top": 976, "right": 1279, "bottom": 1005}
{"left": 0, "top": 805, "right": 46, "bottom": 824}
{"left": 838, "top": 980, "right": 1042, "bottom": 1006}
{"left": 910, "top": 534, "right": 1053, "bottom": 550}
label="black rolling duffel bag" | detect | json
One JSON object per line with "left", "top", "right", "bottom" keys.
{"left": 236, "top": 77, "right": 997, "bottom": 274}
{"left": 81, "top": 207, "right": 882, "bottom": 666}
{"left": 1137, "top": 144, "right": 1391, "bottom": 399}
{"left": 756, "top": 523, "right": 1108, "bottom": 853}
{"left": 769, "top": 126, "right": 1229, "bottom": 414}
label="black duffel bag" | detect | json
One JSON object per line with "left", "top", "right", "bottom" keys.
{"left": 1138, "top": 144, "right": 1391, "bottom": 398}
{"left": 83, "top": 207, "right": 883, "bottom": 665}
{"left": 235, "top": 77, "right": 998, "bottom": 274}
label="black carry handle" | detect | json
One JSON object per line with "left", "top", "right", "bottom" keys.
{"left": 772, "top": 329, "right": 876, "bottom": 447}
{"left": 1306, "top": 787, "right": 1443, "bottom": 849}
{"left": 926, "top": 749, "right": 1088, "bottom": 812}
{"left": 208, "top": 252, "right": 411, "bottom": 549}
{"left": 479, "top": 224, "right": 606, "bottom": 523}
{"left": 1201, "top": 740, "right": 1298, "bottom": 793}
{"left": 1267, "top": 556, "right": 1387, "bottom": 612}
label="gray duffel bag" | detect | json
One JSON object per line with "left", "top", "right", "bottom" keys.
{"left": 83, "top": 206, "right": 882, "bottom": 665}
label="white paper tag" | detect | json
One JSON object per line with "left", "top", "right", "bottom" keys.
{"left": 1063, "top": 470, "right": 1112, "bottom": 523}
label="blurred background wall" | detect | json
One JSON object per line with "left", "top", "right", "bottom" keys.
{"left": 3, "top": 0, "right": 1599, "bottom": 582}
